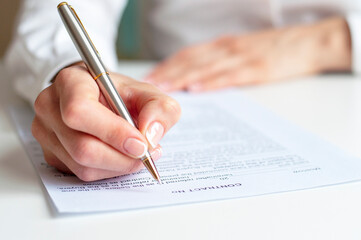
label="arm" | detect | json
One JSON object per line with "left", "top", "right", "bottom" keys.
{"left": 146, "top": 17, "right": 352, "bottom": 92}
{"left": 4, "top": 0, "right": 126, "bottom": 104}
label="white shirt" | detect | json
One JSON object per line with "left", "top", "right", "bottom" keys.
{"left": 5, "top": 0, "right": 361, "bottom": 104}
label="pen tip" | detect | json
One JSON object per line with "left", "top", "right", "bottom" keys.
{"left": 142, "top": 154, "right": 162, "bottom": 184}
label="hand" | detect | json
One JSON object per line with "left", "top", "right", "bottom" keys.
{"left": 146, "top": 17, "right": 351, "bottom": 92}
{"left": 32, "top": 64, "right": 181, "bottom": 181}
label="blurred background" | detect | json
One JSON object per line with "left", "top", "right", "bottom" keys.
{"left": 0, "top": 0, "right": 142, "bottom": 60}
{"left": 0, "top": 0, "right": 21, "bottom": 58}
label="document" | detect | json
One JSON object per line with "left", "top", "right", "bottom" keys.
{"left": 10, "top": 90, "right": 361, "bottom": 213}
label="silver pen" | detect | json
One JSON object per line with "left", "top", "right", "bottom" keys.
{"left": 57, "top": 2, "right": 161, "bottom": 183}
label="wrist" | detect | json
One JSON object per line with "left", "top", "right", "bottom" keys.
{"left": 312, "top": 17, "right": 352, "bottom": 73}
{"left": 51, "top": 61, "right": 84, "bottom": 83}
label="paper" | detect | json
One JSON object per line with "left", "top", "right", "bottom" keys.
{"left": 10, "top": 90, "right": 361, "bottom": 213}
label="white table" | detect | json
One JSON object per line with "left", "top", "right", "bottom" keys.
{"left": 1, "top": 61, "right": 361, "bottom": 240}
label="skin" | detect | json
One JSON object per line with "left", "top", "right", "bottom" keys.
{"left": 146, "top": 17, "right": 352, "bottom": 92}
{"left": 32, "top": 64, "right": 181, "bottom": 181}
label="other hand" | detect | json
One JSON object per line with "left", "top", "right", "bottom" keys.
{"left": 146, "top": 17, "right": 351, "bottom": 92}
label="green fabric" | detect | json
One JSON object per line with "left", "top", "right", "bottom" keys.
{"left": 116, "top": 0, "right": 141, "bottom": 59}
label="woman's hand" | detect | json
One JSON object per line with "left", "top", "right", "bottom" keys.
{"left": 32, "top": 64, "right": 181, "bottom": 181}
{"left": 146, "top": 17, "right": 351, "bottom": 92}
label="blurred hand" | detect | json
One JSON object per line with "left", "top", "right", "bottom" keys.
{"left": 32, "top": 64, "right": 181, "bottom": 181}
{"left": 146, "top": 17, "right": 351, "bottom": 92}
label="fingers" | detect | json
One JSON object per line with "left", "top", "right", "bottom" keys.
{"left": 37, "top": 128, "right": 142, "bottom": 181}
{"left": 56, "top": 69, "right": 181, "bottom": 157}
{"left": 32, "top": 64, "right": 178, "bottom": 181}
{"left": 54, "top": 114, "right": 145, "bottom": 173}
{"left": 145, "top": 37, "right": 250, "bottom": 91}
{"left": 145, "top": 34, "right": 276, "bottom": 92}
{"left": 187, "top": 61, "right": 264, "bottom": 92}
{"left": 59, "top": 96, "right": 149, "bottom": 159}
{"left": 33, "top": 91, "right": 163, "bottom": 181}
{"left": 34, "top": 88, "right": 139, "bottom": 172}
{"left": 138, "top": 97, "right": 181, "bottom": 148}
{"left": 184, "top": 56, "right": 245, "bottom": 91}
{"left": 54, "top": 67, "right": 149, "bottom": 159}
{"left": 112, "top": 77, "right": 182, "bottom": 148}
{"left": 150, "top": 54, "right": 247, "bottom": 92}
{"left": 146, "top": 42, "right": 226, "bottom": 91}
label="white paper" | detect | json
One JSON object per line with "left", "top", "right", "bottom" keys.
{"left": 10, "top": 90, "right": 361, "bottom": 213}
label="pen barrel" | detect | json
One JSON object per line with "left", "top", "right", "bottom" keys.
{"left": 58, "top": 3, "right": 107, "bottom": 78}
{"left": 57, "top": 3, "right": 160, "bottom": 182}
{"left": 96, "top": 74, "right": 136, "bottom": 128}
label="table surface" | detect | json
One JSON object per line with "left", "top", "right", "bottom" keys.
{"left": 1, "top": 61, "right": 361, "bottom": 240}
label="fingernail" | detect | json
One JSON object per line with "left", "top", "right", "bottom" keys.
{"left": 123, "top": 138, "right": 147, "bottom": 158}
{"left": 150, "top": 147, "right": 162, "bottom": 161}
{"left": 146, "top": 122, "right": 164, "bottom": 148}
{"left": 188, "top": 83, "right": 202, "bottom": 92}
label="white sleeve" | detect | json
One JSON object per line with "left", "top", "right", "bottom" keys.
{"left": 346, "top": 13, "right": 361, "bottom": 75}
{"left": 4, "top": 0, "right": 127, "bottom": 105}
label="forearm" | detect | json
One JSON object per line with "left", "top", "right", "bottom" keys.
{"left": 5, "top": 0, "right": 126, "bottom": 105}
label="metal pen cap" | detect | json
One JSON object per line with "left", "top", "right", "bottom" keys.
{"left": 57, "top": 2, "right": 106, "bottom": 79}
{"left": 57, "top": 2, "right": 161, "bottom": 183}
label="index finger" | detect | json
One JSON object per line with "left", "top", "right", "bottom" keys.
{"left": 112, "top": 75, "right": 182, "bottom": 148}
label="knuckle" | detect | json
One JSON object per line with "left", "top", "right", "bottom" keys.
{"left": 31, "top": 118, "right": 41, "bottom": 141}
{"left": 54, "top": 67, "right": 74, "bottom": 85}
{"left": 62, "top": 100, "right": 85, "bottom": 129}
{"left": 122, "top": 160, "right": 141, "bottom": 175}
{"left": 184, "top": 71, "right": 201, "bottom": 83}
{"left": 34, "top": 90, "right": 50, "bottom": 116}
{"left": 44, "top": 155, "right": 58, "bottom": 167}
{"left": 104, "top": 126, "right": 123, "bottom": 147}
{"left": 161, "top": 98, "right": 182, "bottom": 120}
{"left": 129, "top": 81, "right": 146, "bottom": 92}
{"left": 177, "top": 47, "right": 193, "bottom": 58}
{"left": 214, "top": 35, "right": 233, "bottom": 45}
{"left": 76, "top": 167, "right": 97, "bottom": 182}
{"left": 72, "top": 139, "right": 94, "bottom": 166}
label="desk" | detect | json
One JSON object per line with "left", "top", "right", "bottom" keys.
{"left": 1, "top": 61, "right": 361, "bottom": 240}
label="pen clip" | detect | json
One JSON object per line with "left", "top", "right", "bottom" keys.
{"left": 69, "top": 5, "right": 99, "bottom": 54}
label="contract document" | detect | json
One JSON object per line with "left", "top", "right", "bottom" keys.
{"left": 11, "top": 90, "right": 361, "bottom": 213}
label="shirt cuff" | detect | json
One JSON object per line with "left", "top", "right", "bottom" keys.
{"left": 346, "top": 13, "right": 361, "bottom": 75}
{"left": 14, "top": 55, "right": 82, "bottom": 106}
{"left": 43, "top": 56, "right": 82, "bottom": 85}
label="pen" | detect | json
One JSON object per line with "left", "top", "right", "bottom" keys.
{"left": 57, "top": 2, "right": 161, "bottom": 183}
